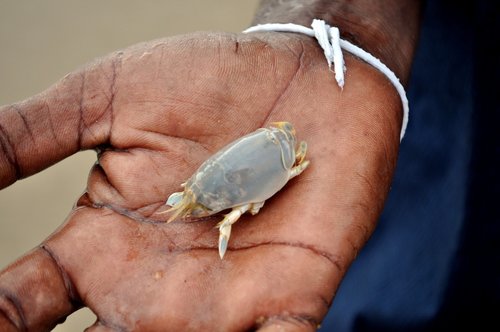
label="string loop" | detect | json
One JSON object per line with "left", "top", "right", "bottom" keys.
{"left": 243, "top": 19, "right": 409, "bottom": 141}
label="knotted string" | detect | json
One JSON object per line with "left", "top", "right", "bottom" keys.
{"left": 243, "top": 19, "right": 409, "bottom": 141}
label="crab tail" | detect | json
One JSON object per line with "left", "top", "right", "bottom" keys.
{"left": 166, "top": 191, "right": 195, "bottom": 223}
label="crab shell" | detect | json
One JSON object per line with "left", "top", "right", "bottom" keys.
{"left": 166, "top": 122, "right": 302, "bottom": 221}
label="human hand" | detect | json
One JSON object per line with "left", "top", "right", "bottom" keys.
{"left": 0, "top": 31, "right": 403, "bottom": 331}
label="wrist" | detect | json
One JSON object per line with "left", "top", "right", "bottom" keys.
{"left": 251, "top": 0, "right": 422, "bottom": 84}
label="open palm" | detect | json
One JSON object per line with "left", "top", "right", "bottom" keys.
{"left": 0, "top": 31, "right": 402, "bottom": 331}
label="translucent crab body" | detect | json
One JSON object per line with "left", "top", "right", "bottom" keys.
{"left": 165, "top": 122, "right": 309, "bottom": 258}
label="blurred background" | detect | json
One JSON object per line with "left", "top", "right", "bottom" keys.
{"left": 0, "top": 1, "right": 259, "bottom": 330}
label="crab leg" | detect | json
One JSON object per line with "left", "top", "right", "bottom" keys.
{"left": 295, "top": 141, "right": 308, "bottom": 164}
{"left": 249, "top": 201, "right": 264, "bottom": 215}
{"left": 290, "top": 159, "right": 310, "bottom": 179}
{"left": 289, "top": 140, "right": 309, "bottom": 179}
{"left": 217, "top": 204, "right": 252, "bottom": 259}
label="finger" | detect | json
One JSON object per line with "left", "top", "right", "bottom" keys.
{"left": 0, "top": 315, "right": 16, "bottom": 332}
{"left": 0, "top": 54, "right": 117, "bottom": 189}
{"left": 0, "top": 246, "right": 80, "bottom": 331}
{"left": 256, "top": 315, "right": 320, "bottom": 332}
{"left": 84, "top": 321, "right": 120, "bottom": 332}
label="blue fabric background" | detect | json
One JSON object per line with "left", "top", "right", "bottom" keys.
{"left": 322, "top": 1, "right": 499, "bottom": 330}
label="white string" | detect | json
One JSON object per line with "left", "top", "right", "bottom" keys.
{"left": 243, "top": 19, "right": 409, "bottom": 141}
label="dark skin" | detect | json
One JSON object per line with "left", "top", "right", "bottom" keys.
{"left": 0, "top": 1, "right": 421, "bottom": 331}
